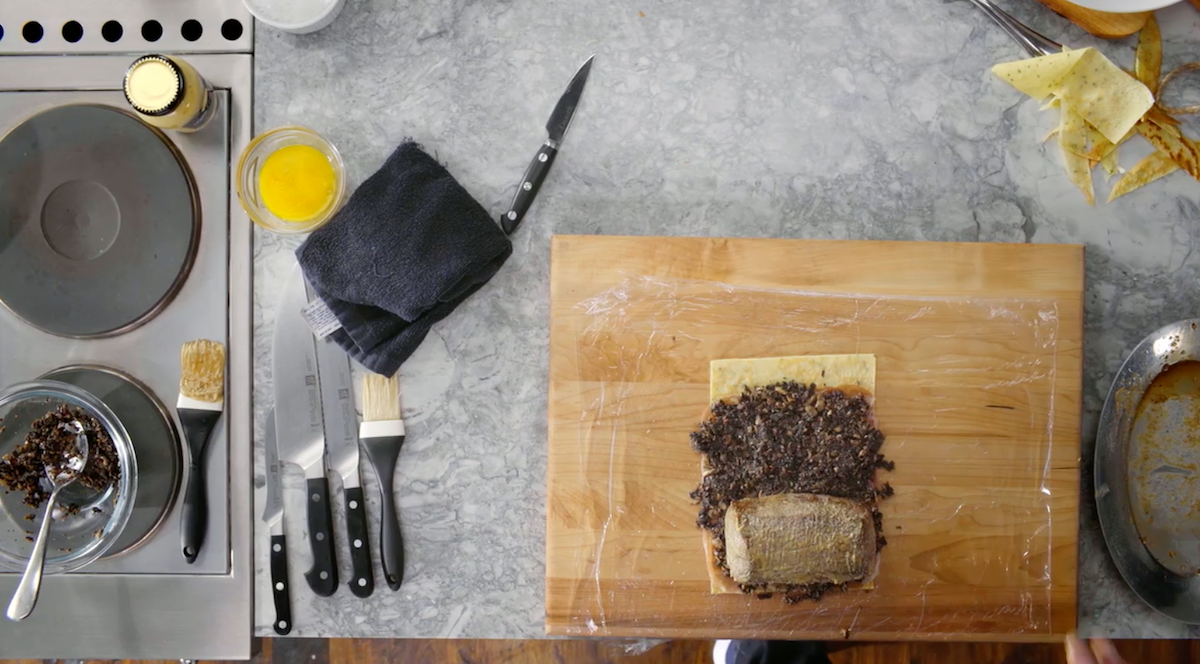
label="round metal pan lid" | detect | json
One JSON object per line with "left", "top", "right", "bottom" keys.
{"left": 0, "top": 104, "right": 198, "bottom": 338}
{"left": 1096, "top": 318, "right": 1200, "bottom": 623}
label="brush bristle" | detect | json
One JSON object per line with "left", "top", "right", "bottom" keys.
{"left": 362, "top": 373, "right": 400, "bottom": 423}
{"left": 180, "top": 339, "right": 226, "bottom": 402}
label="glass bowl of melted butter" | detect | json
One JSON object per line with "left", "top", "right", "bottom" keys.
{"left": 236, "top": 126, "right": 347, "bottom": 234}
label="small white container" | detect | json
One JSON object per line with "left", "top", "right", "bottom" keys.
{"left": 242, "top": 0, "right": 345, "bottom": 34}
{"left": 1064, "top": 0, "right": 1176, "bottom": 10}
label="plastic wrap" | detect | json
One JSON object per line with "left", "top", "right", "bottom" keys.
{"left": 546, "top": 275, "right": 1077, "bottom": 639}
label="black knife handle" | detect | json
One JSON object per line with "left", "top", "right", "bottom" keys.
{"left": 344, "top": 487, "right": 375, "bottom": 597}
{"left": 179, "top": 408, "right": 221, "bottom": 564}
{"left": 500, "top": 141, "right": 559, "bottom": 234}
{"left": 363, "top": 436, "right": 405, "bottom": 591}
{"left": 270, "top": 534, "right": 293, "bottom": 635}
{"left": 304, "top": 477, "right": 339, "bottom": 596}
{"left": 180, "top": 462, "right": 207, "bottom": 564}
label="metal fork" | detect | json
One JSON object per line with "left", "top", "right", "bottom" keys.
{"left": 966, "top": 0, "right": 1062, "bottom": 57}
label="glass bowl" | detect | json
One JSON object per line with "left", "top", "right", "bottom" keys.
{"left": 242, "top": 0, "right": 346, "bottom": 34}
{"left": 236, "top": 126, "right": 346, "bottom": 234}
{"left": 0, "top": 380, "right": 138, "bottom": 574}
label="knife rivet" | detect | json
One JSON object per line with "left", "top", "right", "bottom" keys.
{"left": 354, "top": 539, "right": 363, "bottom": 548}
{"left": 273, "top": 543, "right": 282, "bottom": 553}
{"left": 523, "top": 182, "right": 532, "bottom": 191}
{"left": 275, "top": 582, "right": 284, "bottom": 591}
{"left": 358, "top": 578, "right": 367, "bottom": 587}
{"left": 350, "top": 500, "right": 359, "bottom": 510}
{"left": 320, "top": 571, "right": 329, "bottom": 580}
{"left": 538, "top": 153, "right": 548, "bottom": 163}
{"left": 312, "top": 493, "right": 320, "bottom": 502}
{"left": 316, "top": 532, "right": 325, "bottom": 541}
{"left": 507, "top": 211, "right": 517, "bottom": 220}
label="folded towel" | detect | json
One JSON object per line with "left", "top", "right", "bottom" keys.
{"left": 297, "top": 140, "right": 512, "bottom": 376}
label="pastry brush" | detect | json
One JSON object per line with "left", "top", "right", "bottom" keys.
{"left": 360, "top": 372, "right": 405, "bottom": 590}
{"left": 178, "top": 339, "right": 226, "bottom": 564}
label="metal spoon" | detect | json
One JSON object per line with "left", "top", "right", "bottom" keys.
{"left": 966, "top": 0, "right": 1062, "bottom": 57}
{"left": 6, "top": 420, "right": 89, "bottom": 621}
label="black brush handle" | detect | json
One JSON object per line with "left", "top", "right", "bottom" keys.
{"left": 179, "top": 408, "right": 222, "bottom": 564}
{"left": 362, "top": 436, "right": 405, "bottom": 591}
{"left": 270, "top": 534, "right": 293, "bottom": 635}
{"left": 344, "top": 487, "right": 374, "bottom": 597}
{"left": 304, "top": 477, "right": 338, "bottom": 596}
{"left": 500, "top": 142, "right": 558, "bottom": 234}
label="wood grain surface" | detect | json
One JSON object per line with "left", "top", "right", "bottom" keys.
{"left": 546, "top": 236, "right": 1083, "bottom": 642}
{"left": 17, "top": 638, "right": 1200, "bottom": 664}
{"left": 1034, "top": 0, "right": 1149, "bottom": 38}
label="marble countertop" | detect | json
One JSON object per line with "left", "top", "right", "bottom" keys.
{"left": 252, "top": 0, "right": 1200, "bottom": 639}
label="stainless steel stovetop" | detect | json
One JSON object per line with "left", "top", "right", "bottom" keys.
{"left": 0, "top": 1, "right": 253, "bottom": 659}
{"left": 0, "top": 84, "right": 236, "bottom": 576}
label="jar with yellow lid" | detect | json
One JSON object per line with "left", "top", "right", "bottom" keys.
{"left": 123, "top": 54, "right": 217, "bottom": 132}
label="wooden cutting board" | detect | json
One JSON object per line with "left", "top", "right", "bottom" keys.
{"left": 1034, "top": 0, "right": 1149, "bottom": 38}
{"left": 546, "top": 236, "right": 1082, "bottom": 641}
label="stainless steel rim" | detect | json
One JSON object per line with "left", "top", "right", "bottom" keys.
{"left": 1095, "top": 318, "right": 1200, "bottom": 623}
{"left": 0, "top": 103, "right": 201, "bottom": 340}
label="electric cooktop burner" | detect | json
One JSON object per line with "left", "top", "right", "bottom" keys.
{"left": 0, "top": 104, "right": 198, "bottom": 338}
{"left": 42, "top": 366, "right": 182, "bottom": 558}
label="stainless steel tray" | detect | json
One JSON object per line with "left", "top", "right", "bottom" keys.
{"left": 1096, "top": 318, "right": 1200, "bottom": 624}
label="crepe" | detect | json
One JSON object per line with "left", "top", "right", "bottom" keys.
{"left": 710, "top": 354, "right": 875, "bottom": 402}
{"left": 991, "top": 47, "right": 1154, "bottom": 144}
{"left": 701, "top": 354, "right": 877, "bottom": 594}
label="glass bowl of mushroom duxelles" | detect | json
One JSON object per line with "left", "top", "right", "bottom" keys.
{"left": 0, "top": 380, "right": 137, "bottom": 575}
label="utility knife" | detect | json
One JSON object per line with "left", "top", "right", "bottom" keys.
{"left": 261, "top": 408, "right": 292, "bottom": 635}
{"left": 307, "top": 283, "right": 375, "bottom": 598}
{"left": 499, "top": 55, "right": 594, "bottom": 235}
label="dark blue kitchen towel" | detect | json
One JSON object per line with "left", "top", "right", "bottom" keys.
{"left": 296, "top": 140, "right": 512, "bottom": 376}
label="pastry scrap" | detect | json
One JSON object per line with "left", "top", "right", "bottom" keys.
{"left": 690, "top": 355, "right": 893, "bottom": 603}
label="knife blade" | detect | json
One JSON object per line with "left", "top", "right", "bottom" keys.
{"left": 306, "top": 284, "right": 375, "bottom": 598}
{"left": 261, "top": 408, "right": 291, "bottom": 635}
{"left": 272, "top": 263, "right": 338, "bottom": 597}
{"left": 499, "top": 54, "right": 594, "bottom": 235}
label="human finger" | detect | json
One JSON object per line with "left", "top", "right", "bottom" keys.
{"left": 1066, "top": 634, "right": 1098, "bottom": 664}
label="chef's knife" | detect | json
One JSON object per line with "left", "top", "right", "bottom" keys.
{"left": 499, "top": 54, "right": 594, "bottom": 235}
{"left": 307, "top": 284, "right": 375, "bottom": 598}
{"left": 261, "top": 408, "right": 292, "bottom": 635}
{"left": 272, "top": 264, "right": 338, "bottom": 597}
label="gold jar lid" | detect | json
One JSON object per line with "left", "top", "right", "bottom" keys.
{"left": 123, "top": 55, "right": 185, "bottom": 117}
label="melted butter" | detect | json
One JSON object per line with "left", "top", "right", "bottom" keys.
{"left": 258, "top": 145, "right": 336, "bottom": 223}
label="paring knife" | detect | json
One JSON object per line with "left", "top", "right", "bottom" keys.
{"left": 272, "top": 264, "right": 338, "bottom": 597}
{"left": 499, "top": 54, "right": 594, "bottom": 235}
{"left": 306, "top": 283, "right": 375, "bottom": 598}
{"left": 261, "top": 408, "right": 292, "bottom": 635}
